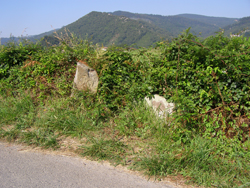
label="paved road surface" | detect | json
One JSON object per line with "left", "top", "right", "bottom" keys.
{"left": 0, "top": 142, "right": 177, "bottom": 188}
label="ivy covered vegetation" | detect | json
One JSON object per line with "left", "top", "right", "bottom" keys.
{"left": 0, "top": 30, "right": 250, "bottom": 187}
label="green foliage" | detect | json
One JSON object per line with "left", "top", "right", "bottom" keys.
{"left": 113, "top": 101, "right": 166, "bottom": 138}
{"left": 135, "top": 136, "right": 250, "bottom": 187}
{"left": 0, "top": 32, "right": 94, "bottom": 99}
{"left": 97, "top": 47, "right": 152, "bottom": 111}
{"left": 81, "top": 137, "right": 127, "bottom": 163}
{"left": 1, "top": 30, "right": 249, "bottom": 140}
{"left": 0, "top": 94, "right": 35, "bottom": 125}
{"left": 0, "top": 39, "right": 42, "bottom": 79}
{"left": 155, "top": 30, "right": 250, "bottom": 140}
{"left": 1, "top": 30, "right": 250, "bottom": 187}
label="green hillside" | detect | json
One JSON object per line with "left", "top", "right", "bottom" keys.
{"left": 28, "top": 29, "right": 60, "bottom": 41}
{"left": 177, "top": 13, "right": 237, "bottom": 27}
{"left": 111, "top": 11, "right": 229, "bottom": 37}
{"left": 2, "top": 11, "right": 247, "bottom": 47}
{"left": 223, "top": 16, "right": 250, "bottom": 37}
{"left": 54, "top": 11, "right": 171, "bottom": 47}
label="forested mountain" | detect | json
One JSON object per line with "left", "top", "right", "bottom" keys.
{"left": 2, "top": 11, "right": 248, "bottom": 47}
{"left": 177, "top": 14, "right": 237, "bottom": 28}
{"left": 47, "top": 11, "right": 239, "bottom": 47}
{"left": 53, "top": 11, "right": 171, "bottom": 47}
{"left": 111, "top": 11, "right": 238, "bottom": 37}
{"left": 223, "top": 16, "right": 250, "bottom": 37}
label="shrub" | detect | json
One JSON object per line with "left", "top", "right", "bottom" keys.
{"left": 155, "top": 29, "right": 250, "bottom": 141}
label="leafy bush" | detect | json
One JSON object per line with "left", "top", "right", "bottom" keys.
{"left": 97, "top": 47, "right": 153, "bottom": 111}
{"left": 0, "top": 33, "right": 94, "bottom": 99}
{"left": 0, "top": 39, "right": 42, "bottom": 79}
{"left": 154, "top": 29, "right": 250, "bottom": 141}
{"left": 95, "top": 30, "right": 250, "bottom": 141}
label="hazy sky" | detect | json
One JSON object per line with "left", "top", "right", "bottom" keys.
{"left": 1, "top": 0, "right": 250, "bottom": 37}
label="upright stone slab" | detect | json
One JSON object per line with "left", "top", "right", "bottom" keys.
{"left": 73, "top": 62, "right": 99, "bottom": 93}
{"left": 145, "top": 94, "right": 174, "bottom": 118}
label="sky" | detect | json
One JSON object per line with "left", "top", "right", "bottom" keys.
{"left": 1, "top": 0, "right": 250, "bottom": 38}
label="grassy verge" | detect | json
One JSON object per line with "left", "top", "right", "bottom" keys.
{"left": 1, "top": 93, "right": 249, "bottom": 188}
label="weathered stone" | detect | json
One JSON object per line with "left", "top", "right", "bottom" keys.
{"left": 73, "top": 62, "right": 99, "bottom": 93}
{"left": 144, "top": 94, "right": 174, "bottom": 118}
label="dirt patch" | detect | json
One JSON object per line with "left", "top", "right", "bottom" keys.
{"left": 1, "top": 125, "right": 15, "bottom": 131}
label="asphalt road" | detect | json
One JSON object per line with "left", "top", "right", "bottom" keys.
{"left": 0, "top": 142, "right": 177, "bottom": 188}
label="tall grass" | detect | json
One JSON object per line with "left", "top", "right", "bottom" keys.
{"left": 0, "top": 91, "right": 249, "bottom": 187}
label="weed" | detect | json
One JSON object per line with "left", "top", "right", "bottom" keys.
{"left": 80, "top": 137, "right": 128, "bottom": 164}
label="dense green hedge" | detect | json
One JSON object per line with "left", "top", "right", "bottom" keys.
{"left": 154, "top": 30, "right": 250, "bottom": 140}
{"left": 96, "top": 47, "right": 153, "bottom": 111}
{"left": 0, "top": 36, "right": 94, "bottom": 99}
{"left": 0, "top": 40, "right": 42, "bottom": 79}
{"left": 96, "top": 30, "right": 250, "bottom": 141}
{"left": 0, "top": 30, "right": 249, "bottom": 141}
